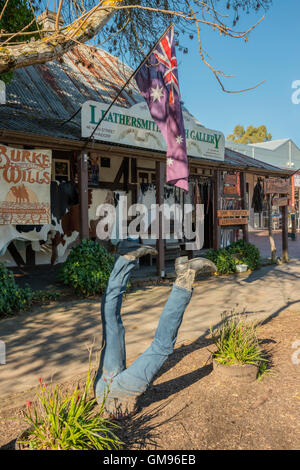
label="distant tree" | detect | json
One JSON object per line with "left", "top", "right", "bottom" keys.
{"left": 227, "top": 125, "right": 272, "bottom": 144}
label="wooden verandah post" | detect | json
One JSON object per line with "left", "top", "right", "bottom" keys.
{"left": 213, "top": 169, "right": 221, "bottom": 250}
{"left": 156, "top": 161, "right": 165, "bottom": 277}
{"left": 240, "top": 171, "right": 249, "bottom": 243}
{"left": 78, "top": 152, "right": 89, "bottom": 241}
{"left": 281, "top": 204, "right": 289, "bottom": 263}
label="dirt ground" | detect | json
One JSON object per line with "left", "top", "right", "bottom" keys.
{"left": 0, "top": 307, "right": 299, "bottom": 451}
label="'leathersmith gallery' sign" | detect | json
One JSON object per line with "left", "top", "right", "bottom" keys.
{"left": 81, "top": 101, "right": 225, "bottom": 162}
{"left": 0, "top": 145, "right": 52, "bottom": 225}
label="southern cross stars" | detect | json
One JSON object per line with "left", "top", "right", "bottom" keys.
{"left": 167, "top": 157, "right": 174, "bottom": 167}
{"left": 176, "top": 135, "right": 183, "bottom": 144}
{"left": 150, "top": 84, "right": 164, "bottom": 102}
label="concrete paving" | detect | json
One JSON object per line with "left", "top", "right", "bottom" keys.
{"left": 249, "top": 229, "right": 300, "bottom": 260}
{"left": 1, "top": 259, "right": 300, "bottom": 404}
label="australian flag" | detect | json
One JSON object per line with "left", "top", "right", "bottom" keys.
{"left": 135, "top": 27, "right": 189, "bottom": 192}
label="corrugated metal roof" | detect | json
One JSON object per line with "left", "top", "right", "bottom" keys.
{"left": 0, "top": 45, "right": 290, "bottom": 175}
{"left": 250, "top": 139, "right": 291, "bottom": 150}
{"left": 224, "top": 147, "right": 288, "bottom": 172}
{"left": 0, "top": 44, "right": 142, "bottom": 138}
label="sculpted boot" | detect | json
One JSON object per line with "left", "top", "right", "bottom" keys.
{"left": 122, "top": 244, "right": 158, "bottom": 261}
{"left": 174, "top": 256, "right": 217, "bottom": 291}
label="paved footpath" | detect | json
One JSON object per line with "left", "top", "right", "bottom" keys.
{"left": 1, "top": 260, "right": 300, "bottom": 405}
{"left": 249, "top": 229, "right": 300, "bottom": 260}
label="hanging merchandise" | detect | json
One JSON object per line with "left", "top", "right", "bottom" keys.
{"left": 251, "top": 178, "right": 265, "bottom": 213}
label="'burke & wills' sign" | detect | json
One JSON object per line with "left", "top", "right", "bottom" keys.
{"left": 0, "top": 145, "right": 52, "bottom": 225}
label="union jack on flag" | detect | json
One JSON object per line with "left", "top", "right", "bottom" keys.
{"left": 135, "top": 26, "right": 189, "bottom": 192}
{"left": 152, "top": 28, "right": 180, "bottom": 105}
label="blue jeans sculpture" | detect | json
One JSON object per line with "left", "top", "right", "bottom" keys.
{"left": 94, "top": 246, "right": 216, "bottom": 416}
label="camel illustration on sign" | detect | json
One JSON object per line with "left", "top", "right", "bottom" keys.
{"left": 6, "top": 184, "right": 37, "bottom": 204}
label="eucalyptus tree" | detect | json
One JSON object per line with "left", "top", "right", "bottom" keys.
{"left": 0, "top": 0, "right": 272, "bottom": 90}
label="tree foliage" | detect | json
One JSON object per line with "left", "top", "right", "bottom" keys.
{"left": 0, "top": 0, "right": 37, "bottom": 82}
{"left": 227, "top": 124, "right": 272, "bottom": 144}
{"left": 0, "top": 0, "right": 272, "bottom": 87}
{"left": 0, "top": 0, "right": 35, "bottom": 38}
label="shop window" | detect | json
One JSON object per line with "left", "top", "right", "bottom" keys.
{"left": 101, "top": 157, "right": 110, "bottom": 168}
{"left": 138, "top": 171, "right": 155, "bottom": 184}
{"left": 138, "top": 172, "right": 149, "bottom": 183}
{"left": 52, "top": 159, "right": 70, "bottom": 182}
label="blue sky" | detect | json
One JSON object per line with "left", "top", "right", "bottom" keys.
{"left": 175, "top": 0, "right": 300, "bottom": 147}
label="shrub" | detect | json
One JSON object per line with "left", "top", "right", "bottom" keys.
{"left": 0, "top": 262, "right": 34, "bottom": 315}
{"left": 227, "top": 239, "right": 261, "bottom": 271}
{"left": 210, "top": 310, "right": 266, "bottom": 367}
{"left": 206, "top": 248, "right": 237, "bottom": 274}
{"left": 0, "top": 262, "right": 60, "bottom": 316}
{"left": 17, "top": 367, "right": 122, "bottom": 450}
{"left": 206, "top": 240, "right": 261, "bottom": 274}
{"left": 58, "top": 240, "right": 115, "bottom": 296}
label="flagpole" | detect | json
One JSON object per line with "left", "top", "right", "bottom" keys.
{"left": 81, "top": 23, "right": 174, "bottom": 151}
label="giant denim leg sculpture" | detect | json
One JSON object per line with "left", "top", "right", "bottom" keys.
{"left": 95, "top": 250, "right": 216, "bottom": 416}
{"left": 94, "top": 244, "right": 157, "bottom": 400}
{"left": 94, "top": 254, "right": 138, "bottom": 389}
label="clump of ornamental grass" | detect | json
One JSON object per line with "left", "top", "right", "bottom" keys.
{"left": 210, "top": 309, "right": 267, "bottom": 370}
{"left": 17, "top": 366, "right": 122, "bottom": 450}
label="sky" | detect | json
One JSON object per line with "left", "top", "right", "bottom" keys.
{"left": 173, "top": 0, "right": 300, "bottom": 148}
{"left": 15, "top": 1, "right": 300, "bottom": 147}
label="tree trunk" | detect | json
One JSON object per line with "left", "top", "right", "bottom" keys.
{"left": 0, "top": 1, "right": 120, "bottom": 73}
{"left": 267, "top": 194, "right": 276, "bottom": 262}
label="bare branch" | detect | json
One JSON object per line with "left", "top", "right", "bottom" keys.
{"left": 0, "top": 1, "right": 119, "bottom": 73}
{"left": 0, "top": 0, "right": 270, "bottom": 95}
{"left": 0, "top": 0, "right": 9, "bottom": 22}
{"left": 56, "top": 0, "right": 64, "bottom": 31}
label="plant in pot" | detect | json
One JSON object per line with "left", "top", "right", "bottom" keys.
{"left": 15, "top": 364, "right": 123, "bottom": 450}
{"left": 210, "top": 310, "right": 267, "bottom": 383}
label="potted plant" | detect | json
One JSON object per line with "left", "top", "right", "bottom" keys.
{"left": 210, "top": 310, "right": 267, "bottom": 383}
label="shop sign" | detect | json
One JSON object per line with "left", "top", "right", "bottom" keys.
{"left": 0, "top": 144, "right": 52, "bottom": 225}
{"left": 81, "top": 101, "right": 225, "bottom": 162}
{"left": 224, "top": 174, "right": 237, "bottom": 185}
{"left": 217, "top": 209, "right": 249, "bottom": 226}
{"left": 264, "top": 178, "right": 290, "bottom": 194}
{"left": 272, "top": 197, "right": 289, "bottom": 207}
{"left": 218, "top": 218, "right": 248, "bottom": 226}
{"left": 223, "top": 185, "right": 238, "bottom": 195}
{"left": 294, "top": 174, "right": 300, "bottom": 187}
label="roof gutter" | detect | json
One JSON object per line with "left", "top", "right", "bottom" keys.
{"left": 0, "top": 129, "right": 292, "bottom": 177}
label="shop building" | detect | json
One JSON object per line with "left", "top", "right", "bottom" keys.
{"left": 226, "top": 139, "right": 299, "bottom": 229}
{"left": 0, "top": 45, "right": 292, "bottom": 274}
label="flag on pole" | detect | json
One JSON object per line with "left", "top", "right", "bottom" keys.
{"left": 135, "top": 27, "right": 189, "bottom": 192}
